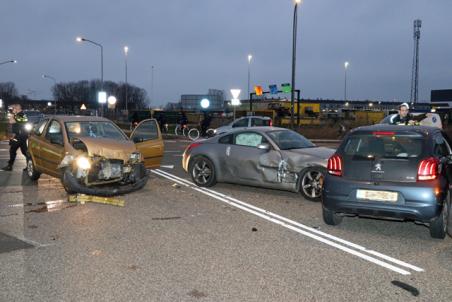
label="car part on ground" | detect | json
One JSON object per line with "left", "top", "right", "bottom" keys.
{"left": 68, "top": 193, "right": 125, "bottom": 207}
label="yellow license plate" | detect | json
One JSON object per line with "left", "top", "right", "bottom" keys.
{"left": 356, "top": 189, "right": 398, "bottom": 202}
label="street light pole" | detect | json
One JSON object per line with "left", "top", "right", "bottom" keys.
{"left": 151, "top": 65, "right": 154, "bottom": 108}
{"left": 76, "top": 36, "right": 104, "bottom": 114}
{"left": 247, "top": 54, "right": 252, "bottom": 103}
{"left": 42, "top": 74, "right": 57, "bottom": 114}
{"left": 124, "top": 46, "right": 129, "bottom": 111}
{"left": 0, "top": 60, "right": 17, "bottom": 66}
{"left": 344, "top": 61, "right": 349, "bottom": 102}
{"left": 290, "top": 0, "right": 302, "bottom": 130}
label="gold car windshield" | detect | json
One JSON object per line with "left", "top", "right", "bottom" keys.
{"left": 65, "top": 121, "right": 128, "bottom": 141}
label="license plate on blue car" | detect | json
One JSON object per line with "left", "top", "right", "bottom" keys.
{"left": 356, "top": 189, "right": 398, "bottom": 202}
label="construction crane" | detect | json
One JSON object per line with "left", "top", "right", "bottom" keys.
{"left": 410, "top": 19, "right": 422, "bottom": 106}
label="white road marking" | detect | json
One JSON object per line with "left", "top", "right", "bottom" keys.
{"left": 160, "top": 165, "right": 175, "bottom": 169}
{"left": 153, "top": 169, "right": 424, "bottom": 275}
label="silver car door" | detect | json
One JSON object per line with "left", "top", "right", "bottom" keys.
{"left": 227, "top": 132, "right": 282, "bottom": 183}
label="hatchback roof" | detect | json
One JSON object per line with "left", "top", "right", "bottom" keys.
{"left": 351, "top": 124, "right": 439, "bottom": 135}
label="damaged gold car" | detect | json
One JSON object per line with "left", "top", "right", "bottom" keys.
{"left": 27, "top": 116, "right": 163, "bottom": 196}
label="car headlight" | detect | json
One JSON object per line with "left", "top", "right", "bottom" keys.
{"left": 130, "top": 152, "right": 141, "bottom": 161}
{"left": 76, "top": 156, "right": 91, "bottom": 170}
{"left": 213, "top": 129, "right": 217, "bottom": 133}
{"left": 24, "top": 123, "right": 33, "bottom": 132}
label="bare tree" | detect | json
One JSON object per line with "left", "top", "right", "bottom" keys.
{"left": 52, "top": 80, "right": 148, "bottom": 109}
{"left": 0, "top": 82, "right": 18, "bottom": 100}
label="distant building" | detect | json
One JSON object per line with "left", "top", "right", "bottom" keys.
{"left": 180, "top": 89, "right": 224, "bottom": 111}
{"left": 431, "top": 89, "right": 452, "bottom": 108}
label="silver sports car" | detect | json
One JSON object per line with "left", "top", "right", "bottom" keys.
{"left": 182, "top": 127, "right": 334, "bottom": 201}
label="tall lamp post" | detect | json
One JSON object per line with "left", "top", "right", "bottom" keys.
{"left": 76, "top": 36, "right": 104, "bottom": 114}
{"left": 42, "top": 74, "right": 57, "bottom": 114}
{"left": 151, "top": 65, "right": 154, "bottom": 109}
{"left": 0, "top": 60, "right": 17, "bottom": 66}
{"left": 247, "top": 54, "right": 252, "bottom": 101}
{"left": 290, "top": 0, "right": 302, "bottom": 129}
{"left": 124, "top": 46, "right": 129, "bottom": 111}
{"left": 344, "top": 61, "right": 349, "bottom": 103}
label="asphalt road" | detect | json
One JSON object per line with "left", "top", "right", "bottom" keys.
{"left": 1, "top": 138, "right": 452, "bottom": 301}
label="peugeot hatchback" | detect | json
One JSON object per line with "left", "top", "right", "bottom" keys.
{"left": 322, "top": 124, "right": 452, "bottom": 238}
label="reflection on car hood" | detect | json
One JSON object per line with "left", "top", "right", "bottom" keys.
{"left": 215, "top": 125, "right": 231, "bottom": 133}
{"left": 285, "top": 147, "right": 335, "bottom": 159}
{"left": 77, "top": 137, "right": 137, "bottom": 162}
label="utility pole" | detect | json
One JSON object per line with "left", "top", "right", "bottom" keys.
{"left": 410, "top": 19, "right": 421, "bottom": 106}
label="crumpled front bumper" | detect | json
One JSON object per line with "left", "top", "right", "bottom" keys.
{"left": 62, "top": 164, "right": 148, "bottom": 197}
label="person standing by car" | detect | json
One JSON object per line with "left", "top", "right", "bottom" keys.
{"left": 2, "top": 104, "right": 29, "bottom": 171}
{"left": 389, "top": 102, "right": 428, "bottom": 125}
{"left": 389, "top": 103, "right": 412, "bottom": 125}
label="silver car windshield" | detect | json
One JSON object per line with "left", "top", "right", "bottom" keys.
{"left": 65, "top": 121, "right": 128, "bottom": 141}
{"left": 267, "top": 130, "right": 315, "bottom": 150}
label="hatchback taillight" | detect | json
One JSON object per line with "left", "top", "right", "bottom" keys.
{"left": 417, "top": 157, "right": 439, "bottom": 181}
{"left": 327, "top": 154, "right": 342, "bottom": 176}
{"left": 269, "top": 119, "right": 273, "bottom": 127}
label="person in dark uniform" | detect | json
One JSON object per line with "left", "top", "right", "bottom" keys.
{"left": 2, "top": 104, "right": 29, "bottom": 171}
{"left": 200, "top": 112, "right": 212, "bottom": 137}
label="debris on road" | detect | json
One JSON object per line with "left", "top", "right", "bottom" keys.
{"left": 68, "top": 194, "right": 125, "bottom": 207}
{"left": 151, "top": 216, "right": 181, "bottom": 221}
{"left": 172, "top": 183, "right": 181, "bottom": 189}
{"left": 188, "top": 289, "right": 207, "bottom": 299}
{"left": 251, "top": 227, "right": 258, "bottom": 232}
{"left": 391, "top": 280, "right": 420, "bottom": 297}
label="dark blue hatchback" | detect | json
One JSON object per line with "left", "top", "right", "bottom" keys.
{"left": 322, "top": 124, "right": 452, "bottom": 238}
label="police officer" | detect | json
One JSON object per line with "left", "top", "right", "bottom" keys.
{"left": 2, "top": 104, "right": 29, "bottom": 171}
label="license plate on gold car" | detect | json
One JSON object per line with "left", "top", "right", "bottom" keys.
{"left": 356, "top": 189, "right": 398, "bottom": 202}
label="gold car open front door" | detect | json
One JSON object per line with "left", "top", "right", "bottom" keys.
{"left": 130, "top": 119, "right": 164, "bottom": 168}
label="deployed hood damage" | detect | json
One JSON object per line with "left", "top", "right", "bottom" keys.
{"left": 76, "top": 137, "right": 137, "bottom": 162}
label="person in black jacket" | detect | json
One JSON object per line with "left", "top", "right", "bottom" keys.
{"left": 2, "top": 105, "right": 29, "bottom": 171}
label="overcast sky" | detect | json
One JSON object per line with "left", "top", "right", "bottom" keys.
{"left": 1, "top": 0, "right": 452, "bottom": 106}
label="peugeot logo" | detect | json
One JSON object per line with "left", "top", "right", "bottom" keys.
{"left": 375, "top": 163, "right": 382, "bottom": 171}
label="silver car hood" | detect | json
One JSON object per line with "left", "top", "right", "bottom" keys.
{"left": 285, "top": 146, "right": 335, "bottom": 160}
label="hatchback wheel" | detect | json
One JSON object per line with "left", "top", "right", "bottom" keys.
{"left": 190, "top": 157, "right": 216, "bottom": 187}
{"left": 322, "top": 207, "right": 343, "bottom": 226}
{"left": 26, "top": 157, "right": 41, "bottom": 181}
{"left": 430, "top": 197, "right": 448, "bottom": 239}
{"left": 300, "top": 167, "right": 324, "bottom": 202}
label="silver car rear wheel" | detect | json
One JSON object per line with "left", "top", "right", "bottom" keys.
{"left": 300, "top": 168, "right": 324, "bottom": 202}
{"left": 190, "top": 157, "right": 216, "bottom": 187}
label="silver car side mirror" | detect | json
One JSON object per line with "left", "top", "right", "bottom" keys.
{"left": 257, "top": 143, "right": 271, "bottom": 151}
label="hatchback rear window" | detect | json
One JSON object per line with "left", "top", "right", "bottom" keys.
{"left": 343, "top": 132, "right": 424, "bottom": 159}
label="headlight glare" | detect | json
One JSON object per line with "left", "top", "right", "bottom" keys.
{"left": 25, "top": 123, "right": 33, "bottom": 132}
{"left": 76, "top": 156, "right": 91, "bottom": 170}
{"left": 130, "top": 152, "right": 141, "bottom": 161}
